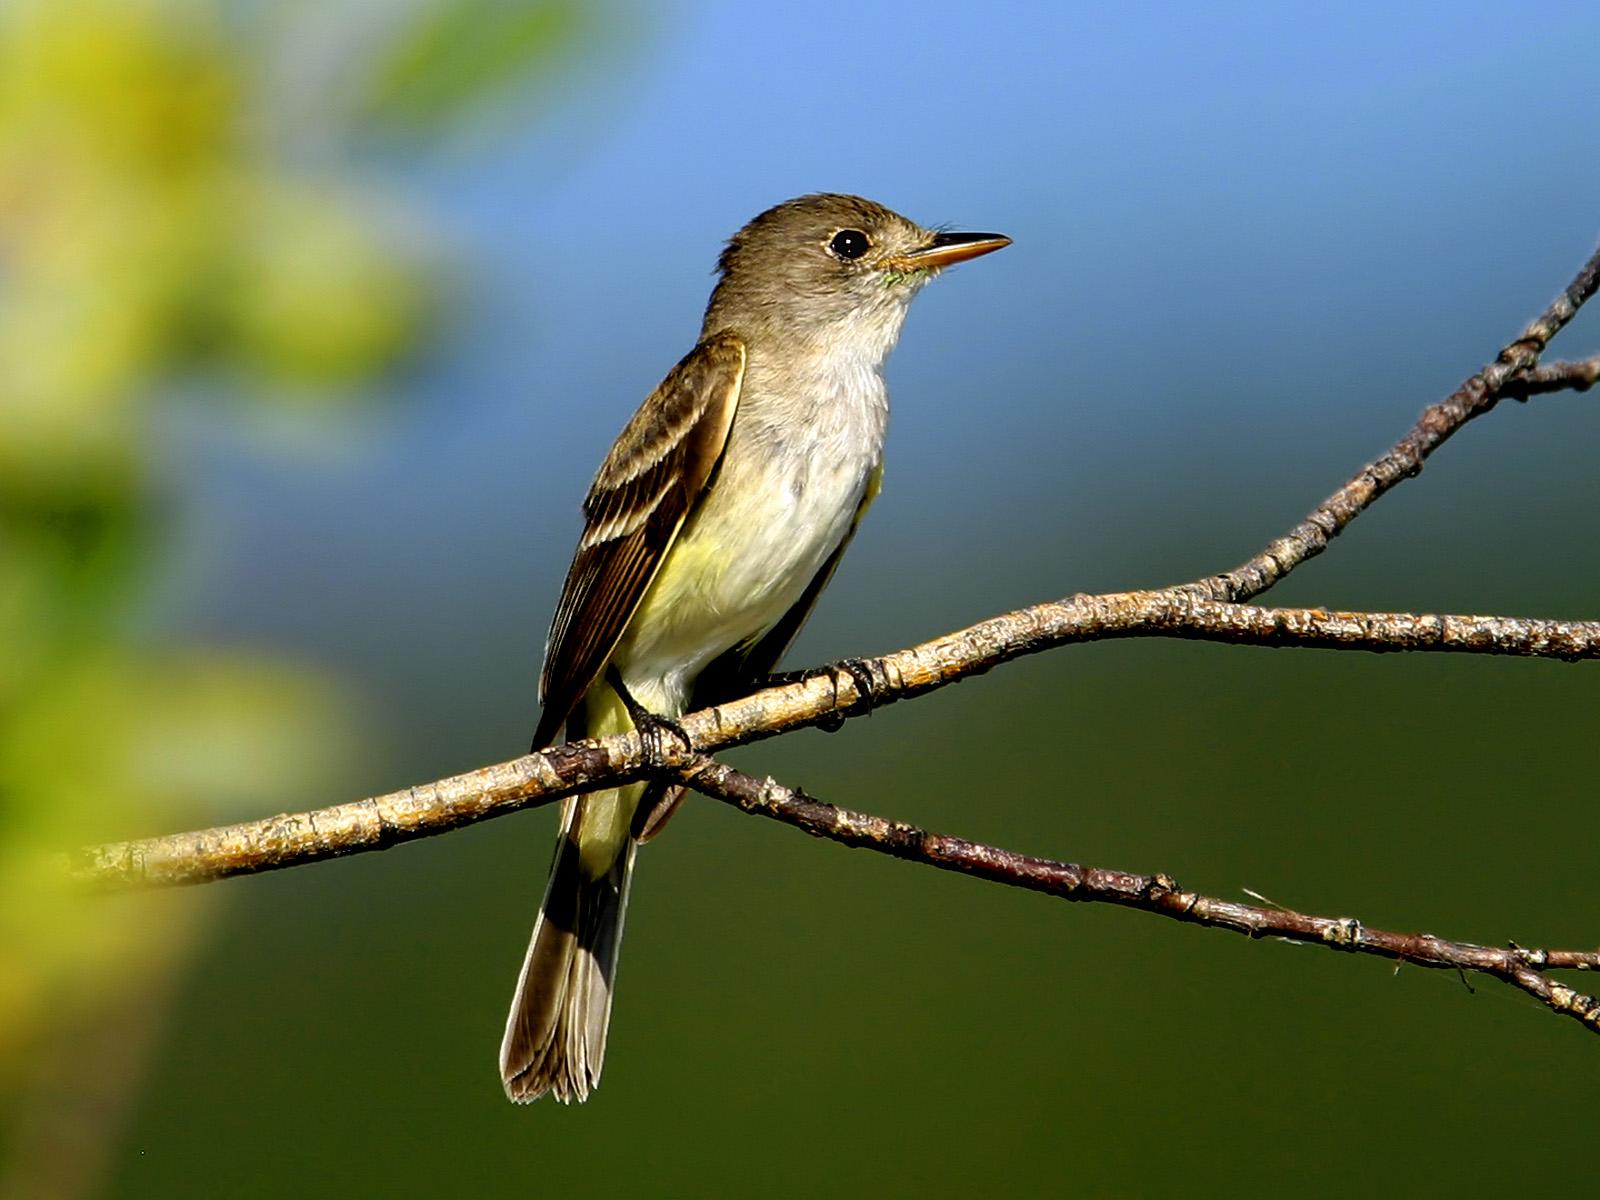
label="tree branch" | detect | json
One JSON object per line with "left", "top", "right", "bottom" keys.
{"left": 61, "top": 241, "right": 1600, "bottom": 1045}
{"left": 1184, "top": 250, "right": 1600, "bottom": 604}
{"left": 64, "top": 596, "right": 1600, "bottom": 889}
{"left": 674, "top": 754, "right": 1600, "bottom": 1035}
{"left": 1503, "top": 355, "right": 1600, "bottom": 399}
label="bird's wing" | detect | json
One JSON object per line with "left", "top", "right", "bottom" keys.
{"left": 531, "top": 331, "right": 745, "bottom": 751}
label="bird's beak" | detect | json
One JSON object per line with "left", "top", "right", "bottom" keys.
{"left": 885, "top": 230, "right": 1012, "bottom": 272}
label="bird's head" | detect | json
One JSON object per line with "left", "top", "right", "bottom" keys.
{"left": 704, "top": 193, "right": 1009, "bottom": 359}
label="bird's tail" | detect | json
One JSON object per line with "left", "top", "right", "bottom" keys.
{"left": 500, "top": 690, "right": 641, "bottom": 1103}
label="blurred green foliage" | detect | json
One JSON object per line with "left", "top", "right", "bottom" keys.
{"left": 361, "top": 0, "right": 577, "bottom": 131}
{"left": 0, "top": 1, "right": 577, "bottom": 1193}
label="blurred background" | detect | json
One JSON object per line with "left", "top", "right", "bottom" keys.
{"left": 3, "top": 1, "right": 1599, "bottom": 1195}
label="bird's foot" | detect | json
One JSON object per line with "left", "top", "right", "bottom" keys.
{"left": 765, "top": 657, "right": 879, "bottom": 732}
{"left": 605, "top": 667, "right": 693, "bottom": 765}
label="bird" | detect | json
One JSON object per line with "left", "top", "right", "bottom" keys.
{"left": 500, "top": 193, "right": 1010, "bottom": 1102}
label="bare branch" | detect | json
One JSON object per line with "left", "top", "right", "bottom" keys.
{"left": 1504, "top": 355, "right": 1600, "bottom": 398}
{"left": 674, "top": 755, "right": 1600, "bottom": 1035}
{"left": 65, "top": 597, "right": 1600, "bottom": 889}
{"left": 64, "top": 737, "right": 654, "bottom": 889}
{"left": 1185, "top": 247, "right": 1600, "bottom": 603}
{"left": 1066, "top": 596, "right": 1600, "bottom": 659}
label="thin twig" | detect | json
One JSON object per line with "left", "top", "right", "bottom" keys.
{"left": 1185, "top": 248, "right": 1600, "bottom": 603}
{"left": 674, "top": 755, "right": 1600, "bottom": 1035}
{"left": 1504, "top": 356, "right": 1600, "bottom": 398}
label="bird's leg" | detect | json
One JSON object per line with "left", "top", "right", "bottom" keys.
{"left": 763, "top": 657, "right": 879, "bottom": 732}
{"left": 605, "top": 666, "right": 693, "bottom": 766}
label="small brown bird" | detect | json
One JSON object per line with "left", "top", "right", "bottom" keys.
{"left": 500, "top": 194, "right": 1009, "bottom": 1102}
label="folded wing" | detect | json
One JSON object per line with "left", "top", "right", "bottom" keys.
{"left": 531, "top": 332, "right": 746, "bottom": 750}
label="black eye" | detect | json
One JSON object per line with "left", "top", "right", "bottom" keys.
{"left": 828, "top": 229, "right": 870, "bottom": 260}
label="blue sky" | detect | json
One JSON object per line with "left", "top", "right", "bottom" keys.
{"left": 180, "top": 0, "right": 1600, "bottom": 751}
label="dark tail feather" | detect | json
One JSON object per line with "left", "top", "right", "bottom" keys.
{"left": 499, "top": 800, "right": 636, "bottom": 1104}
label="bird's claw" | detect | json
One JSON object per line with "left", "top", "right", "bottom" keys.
{"left": 638, "top": 711, "right": 693, "bottom": 764}
{"left": 767, "top": 657, "right": 878, "bottom": 733}
{"left": 606, "top": 667, "right": 692, "bottom": 765}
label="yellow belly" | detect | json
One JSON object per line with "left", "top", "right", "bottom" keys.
{"left": 613, "top": 450, "right": 879, "bottom": 707}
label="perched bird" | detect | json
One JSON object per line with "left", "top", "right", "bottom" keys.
{"left": 500, "top": 193, "right": 1009, "bottom": 1102}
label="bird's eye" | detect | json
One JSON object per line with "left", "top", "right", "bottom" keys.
{"left": 828, "top": 229, "right": 871, "bottom": 260}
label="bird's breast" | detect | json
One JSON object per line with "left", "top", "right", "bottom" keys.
{"left": 615, "top": 364, "right": 887, "bottom": 699}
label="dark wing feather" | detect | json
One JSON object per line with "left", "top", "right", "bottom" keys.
{"left": 531, "top": 332, "right": 745, "bottom": 750}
